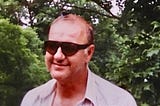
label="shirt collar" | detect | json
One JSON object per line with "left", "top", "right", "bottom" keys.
{"left": 84, "top": 68, "right": 98, "bottom": 106}
{"left": 39, "top": 79, "right": 57, "bottom": 99}
{"left": 39, "top": 68, "right": 98, "bottom": 106}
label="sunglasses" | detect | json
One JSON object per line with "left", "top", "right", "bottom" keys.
{"left": 44, "top": 41, "right": 92, "bottom": 56}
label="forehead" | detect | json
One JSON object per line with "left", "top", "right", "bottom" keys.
{"left": 48, "top": 20, "right": 88, "bottom": 43}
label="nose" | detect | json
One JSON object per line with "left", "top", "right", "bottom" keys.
{"left": 53, "top": 47, "right": 65, "bottom": 60}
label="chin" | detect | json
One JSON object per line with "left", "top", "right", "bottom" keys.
{"left": 50, "top": 69, "right": 70, "bottom": 81}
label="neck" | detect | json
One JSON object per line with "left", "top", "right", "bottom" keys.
{"left": 56, "top": 68, "right": 88, "bottom": 99}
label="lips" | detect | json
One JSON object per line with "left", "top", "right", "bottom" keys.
{"left": 51, "top": 63, "right": 69, "bottom": 71}
{"left": 52, "top": 62, "right": 68, "bottom": 66}
{"left": 52, "top": 62, "right": 69, "bottom": 68}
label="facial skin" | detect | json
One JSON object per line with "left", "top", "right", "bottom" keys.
{"left": 45, "top": 20, "right": 95, "bottom": 83}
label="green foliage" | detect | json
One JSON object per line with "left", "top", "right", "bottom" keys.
{"left": 107, "top": 19, "right": 160, "bottom": 106}
{"left": 118, "top": 0, "right": 160, "bottom": 35}
{"left": 0, "top": 19, "right": 49, "bottom": 106}
{"left": 0, "top": 0, "right": 160, "bottom": 106}
{"left": 89, "top": 18, "right": 118, "bottom": 77}
{"left": 114, "top": 1, "right": 160, "bottom": 105}
{"left": 0, "top": 0, "right": 20, "bottom": 24}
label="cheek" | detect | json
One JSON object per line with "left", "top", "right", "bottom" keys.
{"left": 45, "top": 52, "right": 53, "bottom": 71}
{"left": 70, "top": 52, "right": 88, "bottom": 66}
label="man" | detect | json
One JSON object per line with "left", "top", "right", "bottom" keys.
{"left": 21, "top": 13, "right": 137, "bottom": 106}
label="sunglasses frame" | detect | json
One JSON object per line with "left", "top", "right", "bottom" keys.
{"left": 44, "top": 41, "right": 93, "bottom": 56}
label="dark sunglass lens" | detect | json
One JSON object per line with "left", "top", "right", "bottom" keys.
{"left": 62, "top": 43, "right": 78, "bottom": 56}
{"left": 45, "top": 41, "right": 59, "bottom": 55}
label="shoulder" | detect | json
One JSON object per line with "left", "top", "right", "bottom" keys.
{"left": 21, "top": 79, "right": 56, "bottom": 106}
{"left": 92, "top": 73, "right": 137, "bottom": 106}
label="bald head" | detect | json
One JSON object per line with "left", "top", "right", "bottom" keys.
{"left": 49, "top": 14, "right": 94, "bottom": 44}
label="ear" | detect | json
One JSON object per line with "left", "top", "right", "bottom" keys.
{"left": 85, "top": 44, "right": 95, "bottom": 62}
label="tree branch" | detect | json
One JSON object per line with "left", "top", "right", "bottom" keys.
{"left": 64, "top": 3, "right": 120, "bottom": 20}
{"left": 91, "top": 0, "right": 120, "bottom": 19}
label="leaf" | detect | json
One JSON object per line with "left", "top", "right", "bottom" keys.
{"left": 146, "top": 48, "right": 159, "bottom": 57}
{"left": 151, "top": 21, "right": 160, "bottom": 31}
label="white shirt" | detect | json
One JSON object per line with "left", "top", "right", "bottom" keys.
{"left": 21, "top": 69, "right": 137, "bottom": 106}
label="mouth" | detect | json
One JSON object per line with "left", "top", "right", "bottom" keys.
{"left": 52, "top": 62, "right": 69, "bottom": 67}
{"left": 51, "top": 63, "right": 69, "bottom": 71}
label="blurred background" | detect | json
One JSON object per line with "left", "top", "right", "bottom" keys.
{"left": 0, "top": 0, "right": 160, "bottom": 106}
